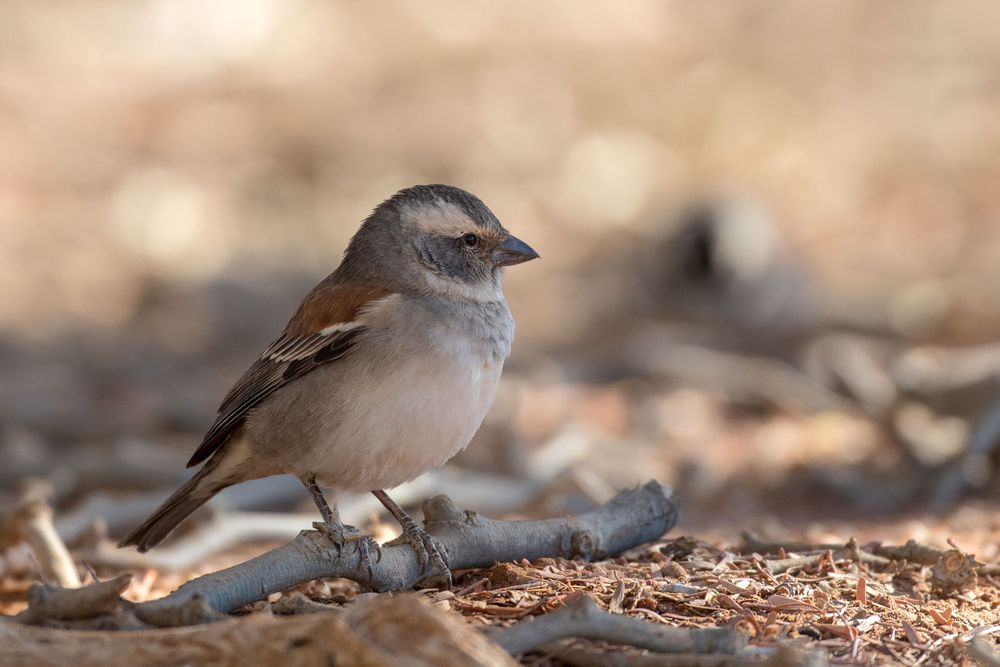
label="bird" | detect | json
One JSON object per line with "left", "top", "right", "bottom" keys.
{"left": 119, "top": 184, "right": 539, "bottom": 585}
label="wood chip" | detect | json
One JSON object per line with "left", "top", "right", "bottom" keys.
{"left": 902, "top": 620, "right": 925, "bottom": 647}
{"left": 767, "top": 594, "right": 823, "bottom": 613}
{"left": 607, "top": 579, "right": 626, "bottom": 614}
{"left": 927, "top": 607, "right": 952, "bottom": 626}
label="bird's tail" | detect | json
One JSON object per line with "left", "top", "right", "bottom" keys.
{"left": 118, "top": 462, "right": 232, "bottom": 552}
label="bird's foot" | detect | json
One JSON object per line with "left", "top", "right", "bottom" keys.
{"left": 386, "top": 525, "right": 451, "bottom": 588}
{"left": 312, "top": 521, "right": 382, "bottom": 585}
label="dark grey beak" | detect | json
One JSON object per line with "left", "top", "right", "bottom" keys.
{"left": 493, "top": 234, "right": 539, "bottom": 267}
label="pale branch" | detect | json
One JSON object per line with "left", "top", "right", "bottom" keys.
{"left": 761, "top": 553, "right": 832, "bottom": 576}
{"left": 738, "top": 533, "right": 989, "bottom": 594}
{"left": 15, "top": 574, "right": 131, "bottom": 625}
{"left": 127, "top": 481, "right": 677, "bottom": 626}
{"left": 872, "top": 539, "right": 963, "bottom": 565}
{"left": 738, "top": 532, "right": 890, "bottom": 569}
{"left": 0, "top": 479, "right": 81, "bottom": 588}
{"left": 484, "top": 594, "right": 744, "bottom": 656}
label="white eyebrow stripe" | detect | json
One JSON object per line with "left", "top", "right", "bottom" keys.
{"left": 405, "top": 200, "right": 476, "bottom": 236}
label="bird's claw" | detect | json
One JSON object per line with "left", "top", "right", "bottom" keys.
{"left": 386, "top": 525, "right": 451, "bottom": 588}
{"left": 313, "top": 521, "right": 381, "bottom": 587}
{"left": 312, "top": 520, "right": 350, "bottom": 553}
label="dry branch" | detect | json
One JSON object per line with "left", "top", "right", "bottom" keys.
{"left": 485, "top": 593, "right": 744, "bottom": 656}
{"left": 872, "top": 539, "right": 959, "bottom": 565}
{"left": 1, "top": 594, "right": 515, "bottom": 667}
{"left": 114, "top": 481, "right": 676, "bottom": 626}
{"left": 0, "top": 480, "right": 80, "bottom": 588}
{"left": 738, "top": 533, "right": 890, "bottom": 570}
{"left": 15, "top": 574, "right": 131, "bottom": 625}
{"left": 554, "top": 645, "right": 827, "bottom": 667}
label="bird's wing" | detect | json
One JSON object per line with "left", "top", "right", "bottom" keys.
{"left": 186, "top": 284, "right": 395, "bottom": 468}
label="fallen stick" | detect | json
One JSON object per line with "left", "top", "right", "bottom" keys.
{"left": 0, "top": 480, "right": 81, "bottom": 588}
{"left": 872, "top": 539, "right": 961, "bottom": 565}
{"left": 738, "top": 533, "right": 890, "bottom": 570}
{"left": 739, "top": 532, "right": 992, "bottom": 585}
{"left": 15, "top": 574, "right": 131, "bottom": 625}
{"left": 762, "top": 549, "right": 887, "bottom": 574}
{"left": 121, "top": 481, "right": 677, "bottom": 626}
{"left": 485, "top": 593, "right": 744, "bottom": 656}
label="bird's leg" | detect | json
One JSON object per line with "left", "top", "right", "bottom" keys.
{"left": 301, "top": 476, "right": 381, "bottom": 583}
{"left": 372, "top": 489, "right": 451, "bottom": 588}
{"left": 303, "top": 475, "right": 339, "bottom": 525}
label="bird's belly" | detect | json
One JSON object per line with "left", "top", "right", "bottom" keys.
{"left": 253, "top": 348, "right": 503, "bottom": 492}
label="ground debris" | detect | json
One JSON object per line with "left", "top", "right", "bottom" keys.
{"left": 408, "top": 534, "right": 999, "bottom": 666}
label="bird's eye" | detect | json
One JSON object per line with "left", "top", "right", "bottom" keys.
{"left": 461, "top": 233, "right": 479, "bottom": 247}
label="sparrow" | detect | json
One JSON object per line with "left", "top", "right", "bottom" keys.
{"left": 119, "top": 184, "right": 538, "bottom": 585}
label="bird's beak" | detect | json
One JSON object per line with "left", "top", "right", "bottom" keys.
{"left": 493, "top": 234, "right": 540, "bottom": 267}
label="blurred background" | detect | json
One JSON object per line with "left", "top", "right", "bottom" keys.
{"left": 1, "top": 1, "right": 999, "bottom": 571}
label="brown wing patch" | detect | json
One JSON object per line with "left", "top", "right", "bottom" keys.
{"left": 284, "top": 284, "right": 392, "bottom": 337}
{"left": 185, "top": 283, "right": 395, "bottom": 468}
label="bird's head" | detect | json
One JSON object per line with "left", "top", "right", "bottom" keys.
{"left": 343, "top": 184, "right": 539, "bottom": 301}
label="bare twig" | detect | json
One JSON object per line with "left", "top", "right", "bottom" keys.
{"left": 0, "top": 480, "right": 80, "bottom": 588}
{"left": 484, "top": 594, "right": 744, "bottom": 656}
{"left": 738, "top": 533, "right": 890, "bottom": 570}
{"left": 112, "top": 482, "right": 677, "bottom": 626}
{"left": 872, "top": 539, "right": 957, "bottom": 565}
{"left": 14, "top": 574, "right": 131, "bottom": 625}
{"left": 761, "top": 553, "right": 831, "bottom": 575}
{"left": 870, "top": 539, "right": 983, "bottom": 591}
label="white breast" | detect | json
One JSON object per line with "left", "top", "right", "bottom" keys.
{"left": 263, "top": 296, "right": 512, "bottom": 492}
